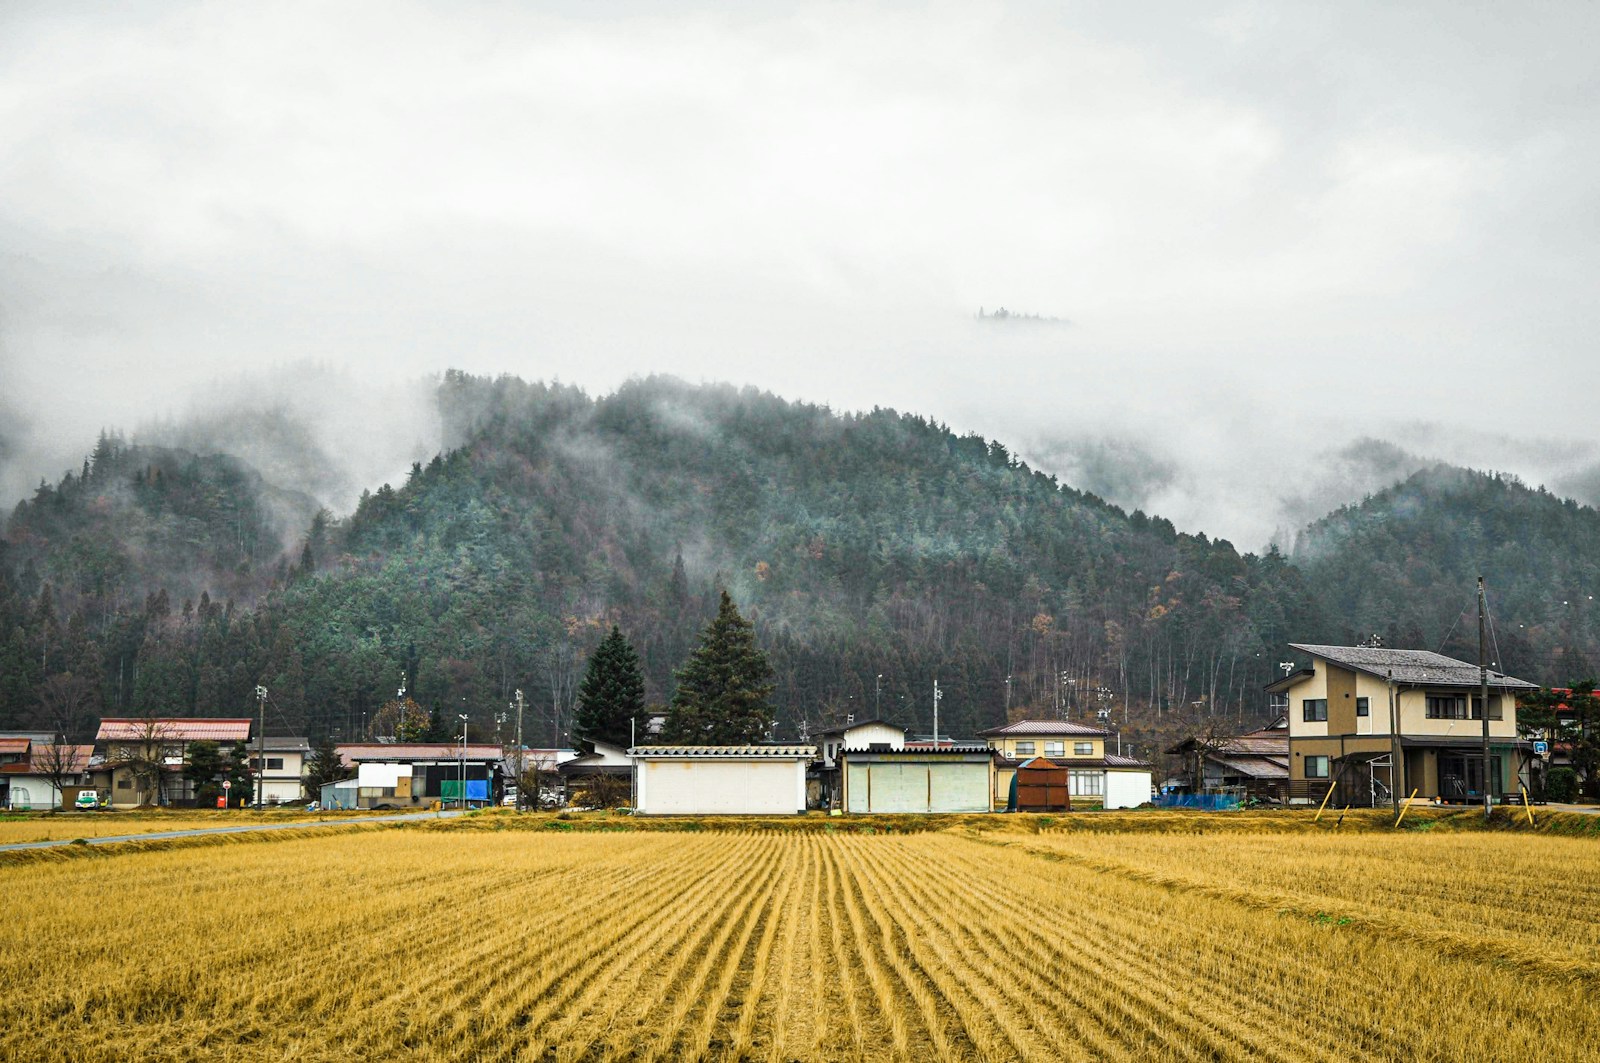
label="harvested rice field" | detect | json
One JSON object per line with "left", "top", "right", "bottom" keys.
{"left": 2, "top": 823, "right": 1595, "bottom": 1061}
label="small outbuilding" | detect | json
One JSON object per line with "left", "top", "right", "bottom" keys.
{"left": 840, "top": 746, "right": 995, "bottom": 813}
{"left": 630, "top": 745, "right": 815, "bottom": 815}
{"left": 1009, "top": 756, "right": 1070, "bottom": 812}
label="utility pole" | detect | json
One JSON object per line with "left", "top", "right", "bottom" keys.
{"left": 875, "top": 674, "right": 883, "bottom": 718}
{"left": 1387, "top": 669, "right": 1400, "bottom": 817}
{"left": 254, "top": 685, "right": 267, "bottom": 811}
{"left": 1479, "top": 576, "right": 1492, "bottom": 820}
{"left": 458, "top": 713, "right": 469, "bottom": 810}
{"left": 932, "top": 680, "right": 942, "bottom": 748}
{"left": 514, "top": 688, "right": 525, "bottom": 812}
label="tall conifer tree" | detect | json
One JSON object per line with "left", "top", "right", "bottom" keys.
{"left": 573, "top": 626, "right": 645, "bottom": 748}
{"left": 665, "top": 592, "right": 774, "bottom": 744}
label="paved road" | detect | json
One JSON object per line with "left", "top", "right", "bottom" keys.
{"left": 0, "top": 809, "right": 466, "bottom": 853}
{"left": 1546, "top": 803, "right": 1600, "bottom": 815}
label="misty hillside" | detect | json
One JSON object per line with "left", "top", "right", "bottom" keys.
{"left": 3, "top": 373, "right": 1598, "bottom": 755}
{"left": 4, "top": 433, "right": 321, "bottom": 608}
{"left": 1294, "top": 464, "right": 1600, "bottom": 676}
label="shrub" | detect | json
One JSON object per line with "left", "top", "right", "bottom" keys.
{"left": 1545, "top": 767, "right": 1579, "bottom": 803}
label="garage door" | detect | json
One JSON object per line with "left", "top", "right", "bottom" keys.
{"left": 643, "top": 760, "right": 799, "bottom": 815}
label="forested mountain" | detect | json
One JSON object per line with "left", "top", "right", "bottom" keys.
{"left": 2, "top": 373, "right": 1595, "bottom": 756}
{"left": 1294, "top": 464, "right": 1600, "bottom": 680}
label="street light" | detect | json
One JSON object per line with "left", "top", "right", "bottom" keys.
{"left": 458, "top": 714, "right": 469, "bottom": 810}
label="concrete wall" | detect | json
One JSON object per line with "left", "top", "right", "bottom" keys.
{"left": 843, "top": 758, "right": 992, "bottom": 813}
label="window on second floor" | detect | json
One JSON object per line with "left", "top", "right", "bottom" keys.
{"left": 1015, "top": 741, "right": 1035, "bottom": 756}
{"left": 1074, "top": 742, "right": 1094, "bottom": 756}
{"left": 1302, "top": 699, "right": 1328, "bottom": 722}
{"left": 1426, "top": 695, "right": 1468, "bottom": 720}
{"left": 1043, "top": 741, "right": 1065, "bottom": 757}
{"left": 1305, "top": 755, "right": 1330, "bottom": 778}
{"left": 1356, "top": 697, "right": 1369, "bottom": 717}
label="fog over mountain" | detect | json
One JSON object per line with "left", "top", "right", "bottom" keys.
{"left": 3, "top": 2, "right": 1597, "bottom": 548}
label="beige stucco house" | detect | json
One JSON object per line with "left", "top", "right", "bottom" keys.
{"left": 1269, "top": 644, "right": 1537, "bottom": 806}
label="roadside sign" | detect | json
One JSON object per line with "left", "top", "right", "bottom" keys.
{"left": 1534, "top": 741, "right": 1549, "bottom": 757}
{"left": 223, "top": 780, "right": 232, "bottom": 789}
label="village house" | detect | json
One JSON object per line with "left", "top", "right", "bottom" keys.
{"left": 0, "top": 734, "right": 97, "bottom": 809}
{"left": 1165, "top": 716, "right": 1290, "bottom": 802}
{"left": 1270, "top": 644, "right": 1538, "bottom": 806}
{"left": 811, "top": 718, "right": 906, "bottom": 808}
{"left": 247, "top": 736, "right": 311, "bottom": 805}
{"left": 629, "top": 744, "right": 814, "bottom": 815}
{"left": 558, "top": 739, "right": 633, "bottom": 806}
{"left": 333, "top": 742, "right": 504, "bottom": 809}
{"left": 976, "top": 720, "right": 1153, "bottom": 809}
{"left": 92, "top": 718, "right": 254, "bottom": 807}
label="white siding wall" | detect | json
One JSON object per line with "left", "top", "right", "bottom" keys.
{"left": 637, "top": 758, "right": 805, "bottom": 815}
{"left": 1104, "top": 769, "right": 1153, "bottom": 809}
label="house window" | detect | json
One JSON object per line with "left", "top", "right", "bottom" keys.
{"left": 248, "top": 757, "right": 286, "bottom": 771}
{"left": 1068, "top": 770, "right": 1104, "bottom": 796}
{"left": 1043, "top": 741, "right": 1065, "bottom": 758}
{"left": 1302, "top": 699, "right": 1328, "bottom": 722}
{"left": 1015, "top": 741, "right": 1035, "bottom": 756}
{"left": 1471, "top": 697, "right": 1503, "bottom": 721}
{"left": 1074, "top": 742, "right": 1094, "bottom": 756}
{"left": 1426, "top": 695, "right": 1468, "bottom": 720}
{"left": 1356, "top": 697, "right": 1369, "bottom": 717}
{"left": 1305, "top": 755, "right": 1330, "bottom": 778}
{"left": 117, "top": 778, "right": 131, "bottom": 790}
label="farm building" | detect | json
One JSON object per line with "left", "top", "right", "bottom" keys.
{"left": 1165, "top": 717, "right": 1289, "bottom": 802}
{"left": 839, "top": 746, "right": 995, "bottom": 813}
{"left": 978, "top": 720, "right": 1153, "bottom": 809}
{"left": 336, "top": 743, "right": 505, "bottom": 809}
{"left": 559, "top": 739, "right": 633, "bottom": 806}
{"left": 630, "top": 745, "right": 814, "bottom": 815}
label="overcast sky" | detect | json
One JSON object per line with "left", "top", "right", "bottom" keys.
{"left": 3, "top": 1, "right": 1597, "bottom": 548}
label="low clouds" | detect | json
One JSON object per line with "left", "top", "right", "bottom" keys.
{"left": 2, "top": 1, "right": 1596, "bottom": 544}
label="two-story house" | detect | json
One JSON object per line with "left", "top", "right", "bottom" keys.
{"left": 1269, "top": 644, "right": 1537, "bottom": 806}
{"left": 975, "top": 720, "right": 1152, "bottom": 809}
{"left": 93, "top": 718, "right": 254, "bottom": 807}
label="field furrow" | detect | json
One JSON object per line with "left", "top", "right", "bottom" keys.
{"left": 3, "top": 823, "right": 1597, "bottom": 1062}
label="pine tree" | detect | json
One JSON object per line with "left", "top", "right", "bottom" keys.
{"left": 664, "top": 592, "right": 774, "bottom": 744}
{"left": 573, "top": 626, "right": 645, "bottom": 748}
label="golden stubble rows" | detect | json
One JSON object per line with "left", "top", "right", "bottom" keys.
{"left": 1, "top": 828, "right": 1594, "bottom": 1062}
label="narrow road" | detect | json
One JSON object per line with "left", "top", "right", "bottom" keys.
{"left": 0, "top": 809, "right": 466, "bottom": 853}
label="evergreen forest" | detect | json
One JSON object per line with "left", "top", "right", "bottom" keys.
{"left": 3, "top": 373, "right": 1596, "bottom": 758}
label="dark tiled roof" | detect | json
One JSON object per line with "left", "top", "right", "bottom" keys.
{"left": 976, "top": 720, "right": 1113, "bottom": 738}
{"left": 1289, "top": 645, "right": 1537, "bottom": 689}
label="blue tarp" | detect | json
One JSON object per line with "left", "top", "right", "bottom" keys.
{"left": 1155, "top": 794, "right": 1239, "bottom": 811}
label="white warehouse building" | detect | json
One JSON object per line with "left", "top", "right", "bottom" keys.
{"left": 630, "top": 744, "right": 815, "bottom": 815}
